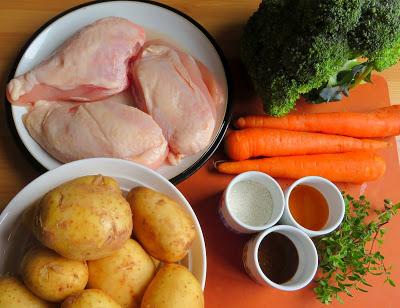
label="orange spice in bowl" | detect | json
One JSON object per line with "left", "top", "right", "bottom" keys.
{"left": 280, "top": 176, "right": 345, "bottom": 238}
{"left": 288, "top": 185, "right": 329, "bottom": 231}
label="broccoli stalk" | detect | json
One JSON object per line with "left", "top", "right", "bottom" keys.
{"left": 241, "top": 0, "right": 400, "bottom": 116}
{"left": 303, "top": 60, "right": 374, "bottom": 103}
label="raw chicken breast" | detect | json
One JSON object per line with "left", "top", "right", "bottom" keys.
{"left": 130, "top": 42, "right": 224, "bottom": 164}
{"left": 24, "top": 92, "right": 168, "bottom": 168}
{"left": 7, "top": 17, "right": 145, "bottom": 105}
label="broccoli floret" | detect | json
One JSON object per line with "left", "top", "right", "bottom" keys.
{"left": 349, "top": 0, "right": 400, "bottom": 71}
{"left": 241, "top": 0, "right": 302, "bottom": 115}
{"left": 241, "top": 0, "right": 400, "bottom": 116}
{"left": 373, "top": 36, "right": 400, "bottom": 71}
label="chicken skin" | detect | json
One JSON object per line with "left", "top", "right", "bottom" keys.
{"left": 130, "top": 42, "right": 224, "bottom": 164}
{"left": 7, "top": 17, "right": 145, "bottom": 105}
{"left": 24, "top": 91, "right": 168, "bottom": 168}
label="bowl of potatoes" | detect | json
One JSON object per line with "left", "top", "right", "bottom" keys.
{"left": 0, "top": 158, "right": 206, "bottom": 308}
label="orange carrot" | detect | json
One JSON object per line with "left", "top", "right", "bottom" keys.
{"left": 225, "top": 128, "right": 388, "bottom": 161}
{"left": 216, "top": 152, "right": 386, "bottom": 183}
{"left": 235, "top": 105, "right": 400, "bottom": 138}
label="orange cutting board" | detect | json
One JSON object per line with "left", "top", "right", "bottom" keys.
{"left": 177, "top": 74, "right": 400, "bottom": 308}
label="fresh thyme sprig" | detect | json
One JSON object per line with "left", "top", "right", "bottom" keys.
{"left": 314, "top": 194, "right": 400, "bottom": 304}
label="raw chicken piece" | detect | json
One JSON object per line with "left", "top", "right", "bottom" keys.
{"left": 130, "top": 42, "right": 224, "bottom": 164}
{"left": 7, "top": 17, "right": 145, "bottom": 105}
{"left": 24, "top": 92, "right": 168, "bottom": 168}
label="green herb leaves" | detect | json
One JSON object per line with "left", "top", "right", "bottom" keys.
{"left": 304, "top": 61, "right": 374, "bottom": 104}
{"left": 314, "top": 194, "right": 399, "bottom": 304}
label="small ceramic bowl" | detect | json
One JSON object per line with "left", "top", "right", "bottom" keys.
{"left": 218, "top": 171, "right": 285, "bottom": 234}
{"left": 242, "top": 225, "right": 318, "bottom": 291}
{"left": 280, "top": 176, "right": 345, "bottom": 237}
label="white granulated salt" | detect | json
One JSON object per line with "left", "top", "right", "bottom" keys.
{"left": 228, "top": 180, "right": 273, "bottom": 226}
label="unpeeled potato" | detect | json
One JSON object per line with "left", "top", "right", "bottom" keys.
{"left": 141, "top": 264, "right": 204, "bottom": 308}
{"left": 88, "top": 239, "right": 156, "bottom": 308}
{"left": 21, "top": 246, "right": 88, "bottom": 302}
{"left": 151, "top": 256, "right": 161, "bottom": 270}
{"left": 22, "top": 202, "right": 38, "bottom": 230}
{"left": 63, "top": 175, "right": 122, "bottom": 193}
{"left": 32, "top": 175, "right": 132, "bottom": 260}
{"left": 0, "top": 276, "right": 53, "bottom": 308}
{"left": 126, "top": 187, "right": 196, "bottom": 262}
{"left": 61, "top": 289, "right": 121, "bottom": 308}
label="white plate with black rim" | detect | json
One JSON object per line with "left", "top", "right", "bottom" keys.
{"left": 5, "top": 0, "right": 232, "bottom": 184}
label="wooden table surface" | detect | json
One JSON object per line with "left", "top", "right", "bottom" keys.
{"left": 1, "top": 3, "right": 400, "bottom": 305}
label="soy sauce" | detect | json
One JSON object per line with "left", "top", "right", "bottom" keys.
{"left": 258, "top": 232, "right": 299, "bottom": 284}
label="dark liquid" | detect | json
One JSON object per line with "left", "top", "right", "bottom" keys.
{"left": 258, "top": 232, "right": 299, "bottom": 284}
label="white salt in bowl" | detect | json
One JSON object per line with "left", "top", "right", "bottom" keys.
{"left": 219, "top": 171, "right": 285, "bottom": 234}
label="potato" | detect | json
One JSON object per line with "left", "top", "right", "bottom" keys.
{"left": 21, "top": 246, "right": 88, "bottom": 302}
{"left": 151, "top": 256, "right": 161, "bottom": 270}
{"left": 0, "top": 276, "right": 53, "bottom": 308}
{"left": 22, "top": 202, "right": 38, "bottom": 230}
{"left": 141, "top": 264, "right": 204, "bottom": 308}
{"left": 32, "top": 175, "right": 132, "bottom": 260}
{"left": 63, "top": 175, "right": 121, "bottom": 194}
{"left": 126, "top": 187, "right": 196, "bottom": 262}
{"left": 61, "top": 289, "right": 120, "bottom": 308}
{"left": 88, "top": 239, "right": 156, "bottom": 307}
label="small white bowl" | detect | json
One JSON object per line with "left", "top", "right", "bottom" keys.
{"left": 280, "top": 176, "right": 345, "bottom": 237}
{"left": 242, "top": 225, "right": 318, "bottom": 291}
{"left": 218, "top": 171, "right": 285, "bottom": 234}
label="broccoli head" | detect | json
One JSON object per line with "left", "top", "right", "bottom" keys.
{"left": 349, "top": 0, "right": 400, "bottom": 71}
{"left": 241, "top": 0, "right": 400, "bottom": 116}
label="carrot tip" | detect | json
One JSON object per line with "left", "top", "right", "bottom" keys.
{"left": 213, "top": 160, "right": 227, "bottom": 170}
{"left": 235, "top": 118, "right": 244, "bottom": 129}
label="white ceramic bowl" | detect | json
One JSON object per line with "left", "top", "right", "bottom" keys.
{"left": 280, "top": 176, "right": 345, "bottom": 237}
{"left": 242, "top": 225, "right": 318, "bottom": 291}
{"left": 0, "top": 158, "right": 206, "bottom": 289}
{"left": 8, "top": 0, "right": 231, "bottom": 184}
{"left": 219, "top": 171, "right": 285, "bottom": 234}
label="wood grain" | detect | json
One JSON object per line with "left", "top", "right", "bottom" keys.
{"left": 0, "top": 0, "right": 399, "bottom": 208}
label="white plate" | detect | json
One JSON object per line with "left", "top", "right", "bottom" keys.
{"left": 9, "top": 0, "right": 231, "bottom": 184}
{"left": 0, "top": 158, "right": 206, "bottom": 289}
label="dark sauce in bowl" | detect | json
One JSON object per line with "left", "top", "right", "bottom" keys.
{"left": 258, "top": 232, "right": 299, "bottom": 284}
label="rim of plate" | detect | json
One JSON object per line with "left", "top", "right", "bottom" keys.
{"left": 4, "top": 0, "right": 233, "bottom": 185}
{"left": 0, "top": 157, "right": 207, "bottom": 289}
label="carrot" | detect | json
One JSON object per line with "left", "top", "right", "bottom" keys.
{"left": 216, "top": 152, "right": 386, "bottom": 183}
{"left": 235, "top": 105, "right": 400, "bottom": 138}
{"left": 225, "top": 128, "right": 388, "bottom": 161}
